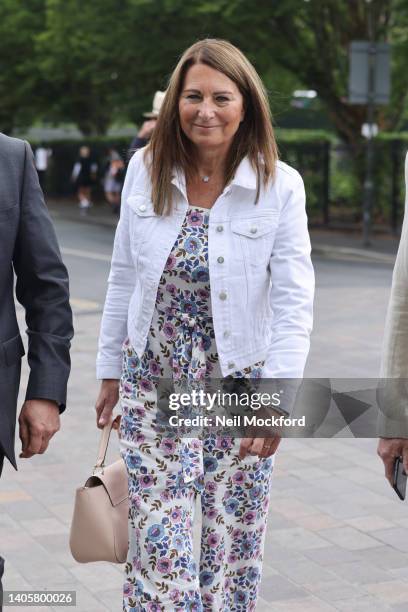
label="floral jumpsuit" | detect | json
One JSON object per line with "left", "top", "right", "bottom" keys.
{"left": 119, "top": 205, "right": 275, "bottom": 612}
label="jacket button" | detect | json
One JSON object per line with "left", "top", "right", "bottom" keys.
{"left": 139, "top": 204, "right": 147, "bottom": 212}
{"left": 216, "top": 225, "right": 223, "bottom": 232}
{"left": 223, "top": 330, "right": 230, "bottom": 338}
{"left": 228, "top": 361, "right": 235, "bottom": 369}
{"left": 219, "top": 291, "right": 227, "bottom": 300}
{"left": 250, "top": 226, "right": 257, "bottom": 234}
{"left": 217, "top": 256, "right": 224, "bottom": 263}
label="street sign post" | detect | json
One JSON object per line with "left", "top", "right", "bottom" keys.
{"left": 348, "top": 38, "right": 390, "bottom": 246}
{"left": 349, "top": 42, "right": 390, "bottom": 105}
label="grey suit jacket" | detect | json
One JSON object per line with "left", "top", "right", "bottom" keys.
{"left": 378, "top": 152, "right": 408, "bottom": 437}
{"left": 0, "top": 133, "right": 73, "bottom": 469}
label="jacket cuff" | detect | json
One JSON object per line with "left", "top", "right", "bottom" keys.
{"left": 377, "top": 413, "right": 408, "bottom": 438}
{"left": 25, "top": 374, "right": 68, "bottom": 414}
{"left": 96, "top": 361, "right": 122, "bottom": 380}
{"left": 376, "top": 382, "right": 408, "bottom": 438}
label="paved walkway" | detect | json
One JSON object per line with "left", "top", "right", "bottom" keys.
{"left": 1, "top": 201, "right": 407, "bottom": 611}
{"left": 2, "top": 312, "right": 406, "bottom": 612}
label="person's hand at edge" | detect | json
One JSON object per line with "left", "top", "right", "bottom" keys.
{"left": 19, "top": 399, "right": 60, "bottom": 458}
{"left": 95, "top": 379, "right": 120, "bottom": 430}
{"left": 239, "top": 436, "right": 281, "bottom": 460}
{"left": 377, "top": 438, "right": 408, "bottom": 485}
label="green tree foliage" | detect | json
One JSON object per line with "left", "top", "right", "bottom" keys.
{"left": 37, "top": 0, "right": 133, "bottom": 135}
{"left": 0, "top": 0, "right": 46, "bottom": 133}
{"left": 2, "top": 0, "right": 408, "bottom": 140}
{"left": 113, "top": 0, "right": 300, "bottom": 126}
{"left": 174, "top": 0, "right": 408, "bottom": 153}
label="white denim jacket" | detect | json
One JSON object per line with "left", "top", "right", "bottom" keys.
{"left": 96, "top": 148, "right": 314, "bottom": 380}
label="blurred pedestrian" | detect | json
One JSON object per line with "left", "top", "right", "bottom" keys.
{"left": 103, "top": 149, "right": 125, "bottom": 215}
{"left": 34, "top": 142, "right": 52, "bottom": 191}
{"left": 0, "top": 133, "right": 73, "bottom": 608}
{"left": 128, "top": 90, "right": 166, "bottom": 158}
{"left": 71, "top": 146, "right": 98, "bottom": 212}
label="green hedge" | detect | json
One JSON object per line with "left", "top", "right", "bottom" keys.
{"left": 30, "top": 132, "right": 333, "bottom": 211}
{"left": 328, "top": 137, "right": 408, "bottom": 226}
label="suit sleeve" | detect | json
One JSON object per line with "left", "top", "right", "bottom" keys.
{"left": 12, "top": 141, "right": 74, "bottom": 412}
{"left": 377, "top": 153, "right": 408, "bottom": 437}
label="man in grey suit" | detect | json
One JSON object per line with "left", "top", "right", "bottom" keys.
{"left": 0, "top": 133, "right": 73, "bottom": 607}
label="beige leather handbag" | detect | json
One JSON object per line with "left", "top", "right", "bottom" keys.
{"left": 69, "top": 417, "right": 129, "bottom": 563}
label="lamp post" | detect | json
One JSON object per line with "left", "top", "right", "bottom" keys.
{"left": 362, "top": 0, "right": 375, "bottom": 247}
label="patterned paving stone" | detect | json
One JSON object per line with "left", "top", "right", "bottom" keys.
{"left": 265, "top": 557, "right": 337, "bottom": 586}
{"left": 356, "top": 546, "right": 408, "bottom": 570}
{"left": 293, "top": 513, "right": 341, "bottom": 531}
{"left": 334, "top": 595, "right": 392, "bottom": 611}
{"left": 327, "top": 560, "right": 395, "bottom": 585}
{"left": 257, "top": 594, "right": 338, "bottom": 611}
{"left": 368, "top": 528, "right": 408, "bottom": 553}
{"left": 301, "top": 578, "right": 366, "bottom": 602}
{"left": 258, "top": 573, "right": 310, "bottom": 601}
{"left": 364, "top": 580, "right": 408, "bottom": 604}
{"left": 266, "top": 526, "right": 331, "bottom": 551}
{"left": 318, "top": 526, "right": 382, "bottom": 550}
{"left": 345, "top": 515, "right": 396, "bottom": 532}
{"left": 20, "top": 517, "right": 69, "bottom": 537}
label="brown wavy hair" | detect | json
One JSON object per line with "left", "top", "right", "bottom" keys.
{"left": 144, "top": 38, "right": 279, "bottom": 215}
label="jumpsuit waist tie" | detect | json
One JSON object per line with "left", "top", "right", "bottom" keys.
{"left": 156, "top": 304, "right": 213, "bottom": 485}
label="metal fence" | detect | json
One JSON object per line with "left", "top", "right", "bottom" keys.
{"left": 280, "top": 139, "right": 407, "bottom": 232}
{"left": 34, "top": 136, "right": 407, "bottom": 232}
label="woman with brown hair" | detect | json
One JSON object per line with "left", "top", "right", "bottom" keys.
{"left": 95, "top": 38, "right": 314, "bottom": 611}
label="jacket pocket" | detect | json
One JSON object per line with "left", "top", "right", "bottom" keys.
{"left": 127, "top": 194, "right": 158, "bottom": 218}
{"left": 0, "top": 334, "right": 25, "bottom": 368}
{"left": 231, "top": 213, "right": 279, "bottom": 268}
{"left": 127, "top": 194, "right": 159, "bottom": 263}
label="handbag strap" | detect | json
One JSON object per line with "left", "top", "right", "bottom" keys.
{"left": 93, "top": 416, "right": 115, "bottom": 474}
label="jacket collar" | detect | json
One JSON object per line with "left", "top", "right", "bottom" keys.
{"left": 171, "top": 154, "right": 257, "bottom": 198}
{"left": 230, "top": 156, "right": 257, "bottom": 190}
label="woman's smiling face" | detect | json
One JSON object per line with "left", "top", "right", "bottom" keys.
{"left": 178, "top": 63, "right": 245, "bottom": 153}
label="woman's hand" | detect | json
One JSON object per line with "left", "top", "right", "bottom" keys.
{"left": 239, "top": 436, "right": 281, "bottom": 460}
{"left": 95, "top": 379, "right": 120, "bottom": 430}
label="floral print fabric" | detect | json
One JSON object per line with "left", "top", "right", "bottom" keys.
{"left": 119, "top": 205, "right": 275, "bottom": 611}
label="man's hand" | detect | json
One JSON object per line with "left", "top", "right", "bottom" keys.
{"left": 95, "top": 379, "right": 120, "bottom": 430}
{"left": 239, "top": 436, "right": 281, "bottom": 460}
{"left": 377, "top": 438, "right": 408, "bottom": 485}
{"left": 19, "top": 399, "right": 60, "bottom": 459}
